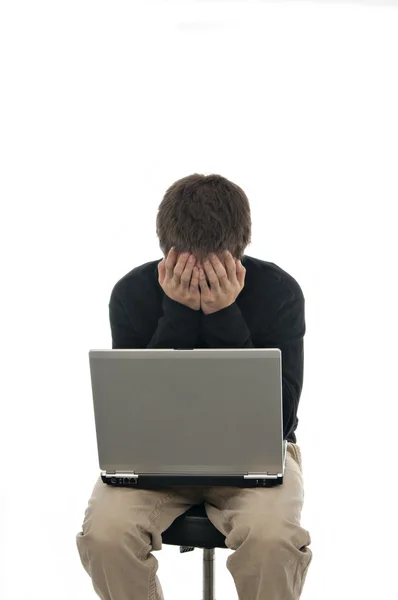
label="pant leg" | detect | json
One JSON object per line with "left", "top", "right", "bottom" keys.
{"left": 203, "top": 443, "right": 312, "bottom": 600}
{"left": 76, "top": 477, "right": 204, "bottom": 600}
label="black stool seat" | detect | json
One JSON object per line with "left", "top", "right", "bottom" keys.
{"left": 162, "top": 504, "right": 227, "bottom": 549}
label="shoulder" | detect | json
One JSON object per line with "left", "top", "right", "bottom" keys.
{"left": 242, "top": 255, "right": 304, "bottom": 303}
{"left": 109, "top": 259, "right": 160, "bottom": 304}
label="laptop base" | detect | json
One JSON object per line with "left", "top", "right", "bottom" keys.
{"left": 101, "top": 472, "right": 284, "bottom": 488}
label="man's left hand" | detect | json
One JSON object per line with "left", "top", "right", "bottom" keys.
{"left": 199, "top": 251, "right": 246, "bottom": 315}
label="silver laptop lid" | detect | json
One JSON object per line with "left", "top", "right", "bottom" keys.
{"left": 89, "top": 349, "right": 284, "bottom": 476}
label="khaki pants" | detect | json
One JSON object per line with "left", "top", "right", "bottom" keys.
{"left": 76, "top": 442, "right": 312, "bottom": 600}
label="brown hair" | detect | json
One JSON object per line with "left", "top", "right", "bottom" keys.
{"left": 156, "top": 173, "right": 252, "bottom": 264}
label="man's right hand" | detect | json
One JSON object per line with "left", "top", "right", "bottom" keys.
{"left": 158, "top": 247, "right": 201, "bottom": 311}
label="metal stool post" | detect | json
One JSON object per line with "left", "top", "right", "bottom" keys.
{"left": 203, "top": 548, "right": 215, "bottom": 600}
{"left": 162, "top": 504, "right": 226, "bottom": 599}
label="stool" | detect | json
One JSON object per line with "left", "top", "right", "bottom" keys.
{"left": 162, "top": 504, "right": 227, "bottom": 600}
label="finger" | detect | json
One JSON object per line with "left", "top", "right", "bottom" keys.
{"left": 198, "top": 267, "right": 210, "bottom": 292}
{"left": 165, "top": 247, "right": 178, "bottom": 280}
{"left": 224, "top": 252, "right": 238, "bottom": 283}
{"left": 207, "top": 254, "right": 227, "bottom": 288}
{"left": 180, "top": 254, "right": 196, "bottom": 289}
{"left": 204, "top": 257, "right": 221, "bottom": 289}
{"left": 173, "top": 251, "right": 190, "bottom": 282}
{"left": 191, "top": 265, "right": 200, "bottom": 290}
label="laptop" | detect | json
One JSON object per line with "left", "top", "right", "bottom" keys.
{"left": 88, "top": 348, "right": 287, "bottom": 488}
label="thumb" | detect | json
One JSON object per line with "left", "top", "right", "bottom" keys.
{"left": 158, "top": 259, "right": 165, "bottom": 284}
{"left": 236, "top": 259, "right": 246, "bottom": 286}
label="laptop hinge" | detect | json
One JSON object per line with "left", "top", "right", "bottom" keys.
{"left": 244, "top": 472, "right": 282, "bottom": 480}
{"left": 102, "top": 471, "right": 139, "bottom": 480}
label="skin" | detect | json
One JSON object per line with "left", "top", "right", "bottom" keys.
{"left": 177, "top": 250, "right": 246, "bottom": 315}
{"left": 159, "top": 248, "right": 246, "bottom": 314}
{"left": 181, "top": 253, "right": 231, "bottom": 286}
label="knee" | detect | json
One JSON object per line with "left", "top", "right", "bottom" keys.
{"left": 250, "top": 522, "right": 293, "bottom": 556}
{"left": 227, "top": 518, "right": 310, "bottom": 557}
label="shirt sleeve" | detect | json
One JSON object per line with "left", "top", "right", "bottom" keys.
{"left": 147, "top": 295, "right": 201, "bottom": 349}
{"left": 199, "top": 293, "right": 305, "bottom": 441}
{"left": 109, "top": 287, "right": 201, "bottom": 349}
{"left": 271, "top": 294, "right": 305, "bottom": 441}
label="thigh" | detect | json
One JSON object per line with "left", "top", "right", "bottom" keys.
{"left": 80, "top": 477, "right": 205, "bottom": 544}
{"left": 204, "top": 443, "right": 306, "bottom": 530}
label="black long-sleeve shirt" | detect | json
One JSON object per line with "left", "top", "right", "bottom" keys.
{"left": 108, "top": 254, "right": 306, "bottom": 443}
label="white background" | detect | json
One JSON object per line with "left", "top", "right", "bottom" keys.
{"left": 1, "top": 1, "right": 397, "bottom": 599}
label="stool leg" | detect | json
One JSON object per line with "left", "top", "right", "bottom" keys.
{"left": 202, "top": 548, "right": 215, "bottom": 600}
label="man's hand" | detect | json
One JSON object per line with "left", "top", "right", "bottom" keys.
{"left": 198, "top": 251, "right": 246, "bottom": 315}
{"left": 158, "top": 248, "right": 201, "bottom": 311}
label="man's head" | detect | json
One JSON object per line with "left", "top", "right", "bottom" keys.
{"left": 156, "top": 173, "right": 252, "bottom": 268}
